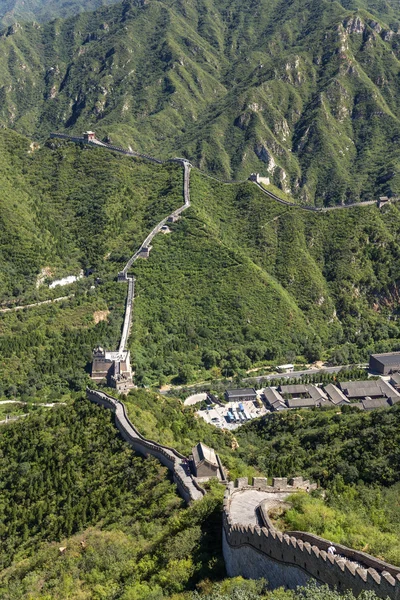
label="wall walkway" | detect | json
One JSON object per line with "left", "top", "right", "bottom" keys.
{"left": 223, "top": 481, "right": 400, "bottom": 599}
{"left": 86, "top": 387, "right": 205, "bottom": 504}
{"left": 50, "top": 132, "right": 398, "bottom": 213}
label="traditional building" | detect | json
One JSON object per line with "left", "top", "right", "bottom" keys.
{"left": 191, "top": 442, "right": 221, "bottom": 479}
{"left": 225, "top": 388, "right": 257, "bottom": 403}
{"left": 369, "top": 352, "right": 400, "bottom": 375}
{"left": 83, "top": 131, "right": 96, "bottom": 142}
{"left": 91, "top": 346, "right": 134, "bottom": 392}
{"left": 324, "top": 383, "right": 350, "bottom": 406}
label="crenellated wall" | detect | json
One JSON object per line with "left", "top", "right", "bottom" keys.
{"left": 86, "top": 388, "right": 206, "bottom": 504}
{"left": 223, "top": 482, "right": 400, "bottom": 599}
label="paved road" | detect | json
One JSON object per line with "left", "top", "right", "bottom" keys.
{"left": 244, "top": 364, "right": 368, "bottom": 383}
{"left": 0, "top": 294, "right": 74, "bottom": 313}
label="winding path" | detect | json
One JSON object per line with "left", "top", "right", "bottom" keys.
{"left": 117, "top": 160, "right": 191, "bottom": 352}
{"left": 0, "top": 294, "right": 74, "bottom": 313}
{"left": 51, "top": 132, "right": 398, "bottom": 213}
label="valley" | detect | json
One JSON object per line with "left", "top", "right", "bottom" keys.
{"left": 2, "top": 0, "right": 400, "bottom": 598}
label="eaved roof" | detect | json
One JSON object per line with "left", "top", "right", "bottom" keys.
{"left": 361, "top": 398, "right": 390, "bottom": 411}
{"left": 264, "top": 387, "right": 285, "bottom": 406}
{"left": 390, "top": 372, "right": 400, "bottom": 385}
{"left": 286, "top": 397, "right": 317, "bottom": 408}
{"left": 226, "top": 388, "right": 257, "bottom": 398}
{"left": 340, "top": 379, "right": 400, "bottom": 399}
{"left": 370, "top": 352, "right": 400, "bottom": 366}
{"left": 379, "top": 379, "right": 400, "bottom": 399}
{"left": 324, "top": 383, "right": 350, "bottom": 405}
{"left": 307, "top": 385, "right": 328, "bottom": 402}
{"left": 192, "top": 442, "right": 218, "bottom": 467}
{"left": 279, "top": 384, "right": 309, "bottom": 395}
{"left": 340, "top": 380, "right": 382, "bottom": 398}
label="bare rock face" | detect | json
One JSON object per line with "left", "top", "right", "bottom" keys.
{"left": 254, "top": 143, "right": 277, "bottom": 173}
{"left": 344, "top": 15, "right": 365, "bottom": 34}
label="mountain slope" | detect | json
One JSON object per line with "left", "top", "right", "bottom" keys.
{"left": 130, "top": 169, "right": 400, "bottom": 381}
{"left": 0, "top": 0, "right": 121, "bottom": 27}
{"left": 0, "top": 128, "right": 182, "bottom": 298}
{"left": 1, "top": 0, "right": 400, "bottom": 204}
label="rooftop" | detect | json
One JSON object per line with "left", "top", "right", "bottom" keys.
{"left": 192, "top": 442, "right": 218, "bottom": 467}
{"left": 340, "top": 380, "right": 383, "bottom": 398}
{"left": 390, "top": 372, "right": 400, "bottom": 385}
{"left": 279, "top": 384, "right": 309, "bottom": 395}
{"left": 287, "top": 397, "right": 317, "bottom": 408}
{"left": 370, "top": 352, "right": 400, "bottom": 366}
{"left": 264, "top": 387, "right": 285, "bottom": 405}
{"left": 226, "top": 388, "right": 257, "bottom": 398}
{"left": 307, "top": 385, "right": 328, "bottom": 402}
{"left": 340, "top": 379, "right": 400, "bottom": 399}
{"left": 324, "top": 383, "right": 350, "bottom": 405}
{"left": 362, "top": 398, "right": 390, "bottom": 410}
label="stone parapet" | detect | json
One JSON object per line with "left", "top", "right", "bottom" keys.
{"left": 223, "top": 482, "right": 400, "bottom": 599}
{"left": 86, "top": 388, "right": 205, "bottom": 504}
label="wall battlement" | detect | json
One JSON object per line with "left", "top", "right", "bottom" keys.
{"left": 223, "top": 482, "right": 400, "bottom": 599}
{"left": 86, "top": 388, "right": 206, "bottom": 504}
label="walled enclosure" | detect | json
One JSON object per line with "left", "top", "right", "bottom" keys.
{"left": 86, "top": 388, "right": 206, "bottom": 503}
{"left": 223, "top": 481, "right": 400, "bottom": 599}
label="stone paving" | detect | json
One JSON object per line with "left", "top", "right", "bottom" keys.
{"left": 229, "top": 489, "right": 291, "bottom": 526}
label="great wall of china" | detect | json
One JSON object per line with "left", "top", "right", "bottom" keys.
{"left": 86, "top": 387, "right": 207, "bottom": 503}
{"left": 49, "top": 131, "right": 398, "bottom": 213}
{"left": 49, "top": 131, "right": 400, "bottom": 598}
{"left": 223, "top": 479, "right": 400, "bottom": 599}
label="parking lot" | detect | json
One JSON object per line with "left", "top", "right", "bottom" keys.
{"left": 197, "top": 398, "right": 268, "bottom": 430}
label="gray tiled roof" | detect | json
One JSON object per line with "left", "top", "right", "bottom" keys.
{"left": 324, "top": 383, "right": 350, "bottom": 405}
{"left": 361, "top": 398, "right": 390, "bottom": 410}
{"left": 192, "top": 442, "right": 218, "bottom": 467}
{"left": 370, "top": 352, "right": 400, "bottom": 366}
{"left": 226, "top": 388, "right": 257, "bottom": 398}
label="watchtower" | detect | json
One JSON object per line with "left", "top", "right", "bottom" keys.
{"left": 83, "top": 131, "right": 96, "bottom": 142}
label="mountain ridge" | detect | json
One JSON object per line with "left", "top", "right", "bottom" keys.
{"left": 1, "top": 0, "right": 400, "bottom": 204}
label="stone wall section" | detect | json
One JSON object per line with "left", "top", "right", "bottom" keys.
{"left": 223, "top": 482, "right": 400, "bottom": 599}
{"left": 86, "top": 388, "right": 206, "bottom": 504}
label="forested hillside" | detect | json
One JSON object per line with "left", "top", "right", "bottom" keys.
{"left": 0, "top": 128, "right": 182, "bottom": 298}
{"left": 1, "top": 0, "right": 400, "bottom": 203}
{"left": 1, "top": 131, "right": 400, "bottom": 392}
{"left": 0, "top": 0, "right": 120, "bottom": 27}
{"left": 0, "top": 399, "right": 226, "bottom": 598}
{"left": 236, "top": 404, "right": 400, "bottom": 565}
{"left": 131, "top": 169, "right": 400, "bottom": 382}
{"left": 0, "top": 390, "right": 396, "bottom": 598}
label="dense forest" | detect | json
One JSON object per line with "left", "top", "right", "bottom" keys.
{"left": 0, "top": 399, "right": 226, "bottom": 598}
{"left": 131, "top": 170, "right": 400, "bottom": 383}
{"left": 0, "top": 393, "right": 391, "bottom": 599}
{"left": 2, "top": 130, "right": 400, "bottom": 392}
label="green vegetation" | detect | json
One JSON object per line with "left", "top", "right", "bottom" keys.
{"left": 123, "top": 388, "right": 256, "bottom": 480}
{"left": 235, "top": 403, "right": 400, "bottom": 565}
{"left": 131, "top": 170, "right": 400, "bottom": 381}
{"left": 0, "top": 129, "right": 182, "bottom": 299}
{"left": 276, "top": 484, "right": 400, "bottom": 566}
{"left": 236, "top": 403, "right": 400, "bottom": 486}
{"left": 0, "top": 399, "right": 226, "bottom": 598}
{"left": 0, "top": 0, "right": 121, "bottom": 27}
{"left": 0, "top": 399, "right": 386, "bottom": 599}
{"left": 2, "top": 0, "right": 400, "bottom": 204}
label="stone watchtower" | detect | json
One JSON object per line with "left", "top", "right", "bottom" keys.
{"left": 83, "top": 131, "right": 96, "bottom": 142}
